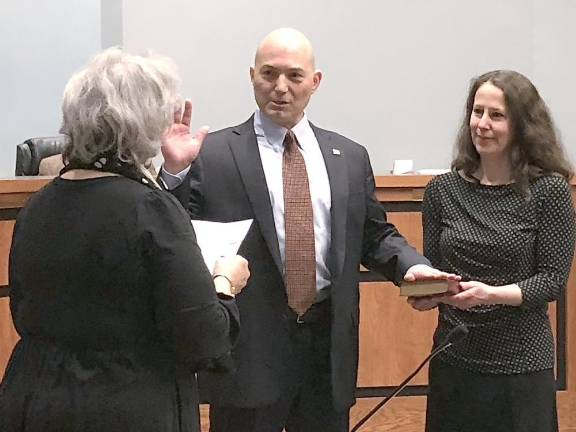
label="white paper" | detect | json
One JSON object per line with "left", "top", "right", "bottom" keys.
{"left": 191, "top": 219, "right": 253, "bottom": 274}
{"left": 392, "top": 159, "right": 413, "bottom": 175}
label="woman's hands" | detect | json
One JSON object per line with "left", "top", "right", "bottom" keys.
{"left": 407, "top": 281, "right": 523, "bottom": 311}
{"left": 407, "top": 295, "right": 446, "bottom": 311}
{"left": 212, "top": 255, "right": 250, "bottom": 298}
{"left": 442, "top": 281, "right": 522, "bottom": 309}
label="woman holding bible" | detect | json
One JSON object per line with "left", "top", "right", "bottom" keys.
{"left": 411, "top": 70, "right": 576, "bottom": 432}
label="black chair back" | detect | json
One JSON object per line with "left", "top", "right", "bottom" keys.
{"left": 15, "top": 136, "right": 66, "bottom": 176}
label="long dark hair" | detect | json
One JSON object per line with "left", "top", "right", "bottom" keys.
{"left": 452, "top": 70, "right": 573, "bottom": 194}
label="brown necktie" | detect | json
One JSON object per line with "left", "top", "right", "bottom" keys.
{"left": 283, "top": 131, "right": 316, "bottom": 316}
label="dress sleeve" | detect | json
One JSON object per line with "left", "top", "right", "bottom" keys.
{"left": 136, "top": 190, "right": 239, "bottom": 369}
{"left": 518, "top": 177, "right": 576, "bottom": 308}
{"left": 422, "top": 177, "right": 443, "bottom": 268}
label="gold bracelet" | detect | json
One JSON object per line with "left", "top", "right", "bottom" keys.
{"left": 213, "top": 274, "right": 236, "bottom": 295}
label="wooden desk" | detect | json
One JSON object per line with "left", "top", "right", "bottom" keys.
{"left": 1, "top": 176, "right": 575, "bottom": 394}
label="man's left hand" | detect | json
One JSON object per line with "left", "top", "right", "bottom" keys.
{"left": 403, "top": 264, "right": 461, "bottom": 311}
{"left": 404, "top": 264, "right": 460, "bottom": 284}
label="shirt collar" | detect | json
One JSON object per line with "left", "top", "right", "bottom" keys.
{"left": 254, "top": 109, "right": 313, "bottom": 152}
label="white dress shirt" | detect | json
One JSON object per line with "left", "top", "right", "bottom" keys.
{"left": 255, "top": 110, "right": 332, "bottom": 298}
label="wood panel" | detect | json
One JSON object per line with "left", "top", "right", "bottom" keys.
{"left": 358, "top": 212, "right": 438, "bottom": 387}
{"left": 0, "top": 177, "right": 50, "bottom": 209}
{"left": 0, "top": 221, "right": 15, "bottom": 286}
{"left": 358, "top": 281, "right": 437, "bottom": 387}
{"left": 374, "top": 175, "right": 432, "bottom": 203}
{"left": 0, "top": 221, "right": 17, "bottom": 376}
{"left": 0, "top": 298, "right": 18, "bottom": 377}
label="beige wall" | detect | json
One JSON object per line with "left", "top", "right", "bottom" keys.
{"left": 1, "top": 1, "right": 575, "bottom": 178}
{"left": 123, "top": 0, "right": 576, "bottom": 174}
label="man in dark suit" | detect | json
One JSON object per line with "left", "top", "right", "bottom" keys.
{"left": 160, "top": 28, "right": 457, "bottom": 432}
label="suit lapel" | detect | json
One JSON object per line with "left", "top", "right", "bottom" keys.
{"left": 312, "top": 124, "right": 348, "bottom": 281}
{"left": 228, "top": 118, "right": 284, "bottom": 277}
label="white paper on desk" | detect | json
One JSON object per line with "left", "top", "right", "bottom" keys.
{"left": 191, "top": 219, "right": 253, "bottom": 274}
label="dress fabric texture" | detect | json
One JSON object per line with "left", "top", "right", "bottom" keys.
{"left": 424, "top": 172, "right": 575, "bottom": 373}
{"left": 0, "top": 176, "right": 239, "bottom": 432}
{"left": 423, "top": 171, "right": 576, "bottom": 432}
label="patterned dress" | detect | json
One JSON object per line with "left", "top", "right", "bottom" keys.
{"left": 424, "top": 172, "right": 575, "bottom": 373}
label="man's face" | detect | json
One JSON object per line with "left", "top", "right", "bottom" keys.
{"left": 250, "top": 44, "right": 321, "bottom": 129}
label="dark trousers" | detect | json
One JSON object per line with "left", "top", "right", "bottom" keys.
{"left": 426, "top": 358, "right": 558, "bottom": 432}
{"left": 209, "top": 301, "right": 349, "bottom": 432}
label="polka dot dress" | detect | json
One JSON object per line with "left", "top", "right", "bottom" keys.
{"left": 423, "top": 171, "right": 576, "bottom": 374}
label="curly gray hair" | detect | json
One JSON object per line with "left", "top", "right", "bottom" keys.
{"left": 60, "top": 47, "right": 181, "bottom": 166}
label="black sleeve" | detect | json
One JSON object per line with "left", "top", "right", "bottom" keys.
{"left": 166, "top": 159, "right": 204, "bottom": 220}
{"left": 136, "top": 190, "right": 239, "bottom": 369}
{"left": 359, "top": 147, "right": 430, "bottom": 284}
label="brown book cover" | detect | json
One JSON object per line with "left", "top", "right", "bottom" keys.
{"left": 399, "top": 280, "right": 450, "bottom": 297}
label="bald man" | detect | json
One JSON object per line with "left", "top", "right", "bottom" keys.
{"left": 161, "top": 28, "right": 455, "bottom": 432}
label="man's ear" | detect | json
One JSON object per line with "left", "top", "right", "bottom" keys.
{"left": 250, "top": 67, "right": 255, "bottom": 83}
{"left": 312, "top": 70, "right": 323, "bottom": 92}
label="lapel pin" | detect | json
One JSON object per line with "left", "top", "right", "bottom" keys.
{"left": 332, "top": 149, "right": 341, "bottom": 155}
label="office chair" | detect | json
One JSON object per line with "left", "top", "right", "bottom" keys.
{"left": 15, "top": 136, "right": 67, "bottom": 176}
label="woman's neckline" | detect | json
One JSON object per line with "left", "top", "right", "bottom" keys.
{"left": 60, "top": 169, "right": 120, "bottom": 181}
{"left": 457, "top": 170, "right": 514, "bottom": 187}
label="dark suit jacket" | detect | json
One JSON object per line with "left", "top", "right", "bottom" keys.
{"left": 171, "top": 116, "right": 429, "bottom": 411}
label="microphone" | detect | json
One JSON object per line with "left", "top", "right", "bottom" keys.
{"left": 351, "top": 324, "right": 468, "bottom": 432}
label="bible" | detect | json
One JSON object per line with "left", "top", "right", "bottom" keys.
{"left": 399, "top": 280, "right": 450, "bottom": 297}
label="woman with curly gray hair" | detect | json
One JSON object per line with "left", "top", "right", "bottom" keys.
{"left": 0, "top": 48, "right": 249, "bottom": 432}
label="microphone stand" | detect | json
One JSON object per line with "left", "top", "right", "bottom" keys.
{"left": 351, "top": 324, "right": 468, "bottom": 432}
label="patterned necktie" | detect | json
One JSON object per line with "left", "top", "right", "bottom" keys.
{"left": 282, "top": 131, "right": 316, "bottom": 316}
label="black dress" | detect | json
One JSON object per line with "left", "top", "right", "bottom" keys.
{"left": 0, "top": 176, "right": 239, "bottom": 432}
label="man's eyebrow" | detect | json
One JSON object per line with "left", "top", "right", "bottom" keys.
{"left": 259, "top": 64, "right": 305, "bottom": 73}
